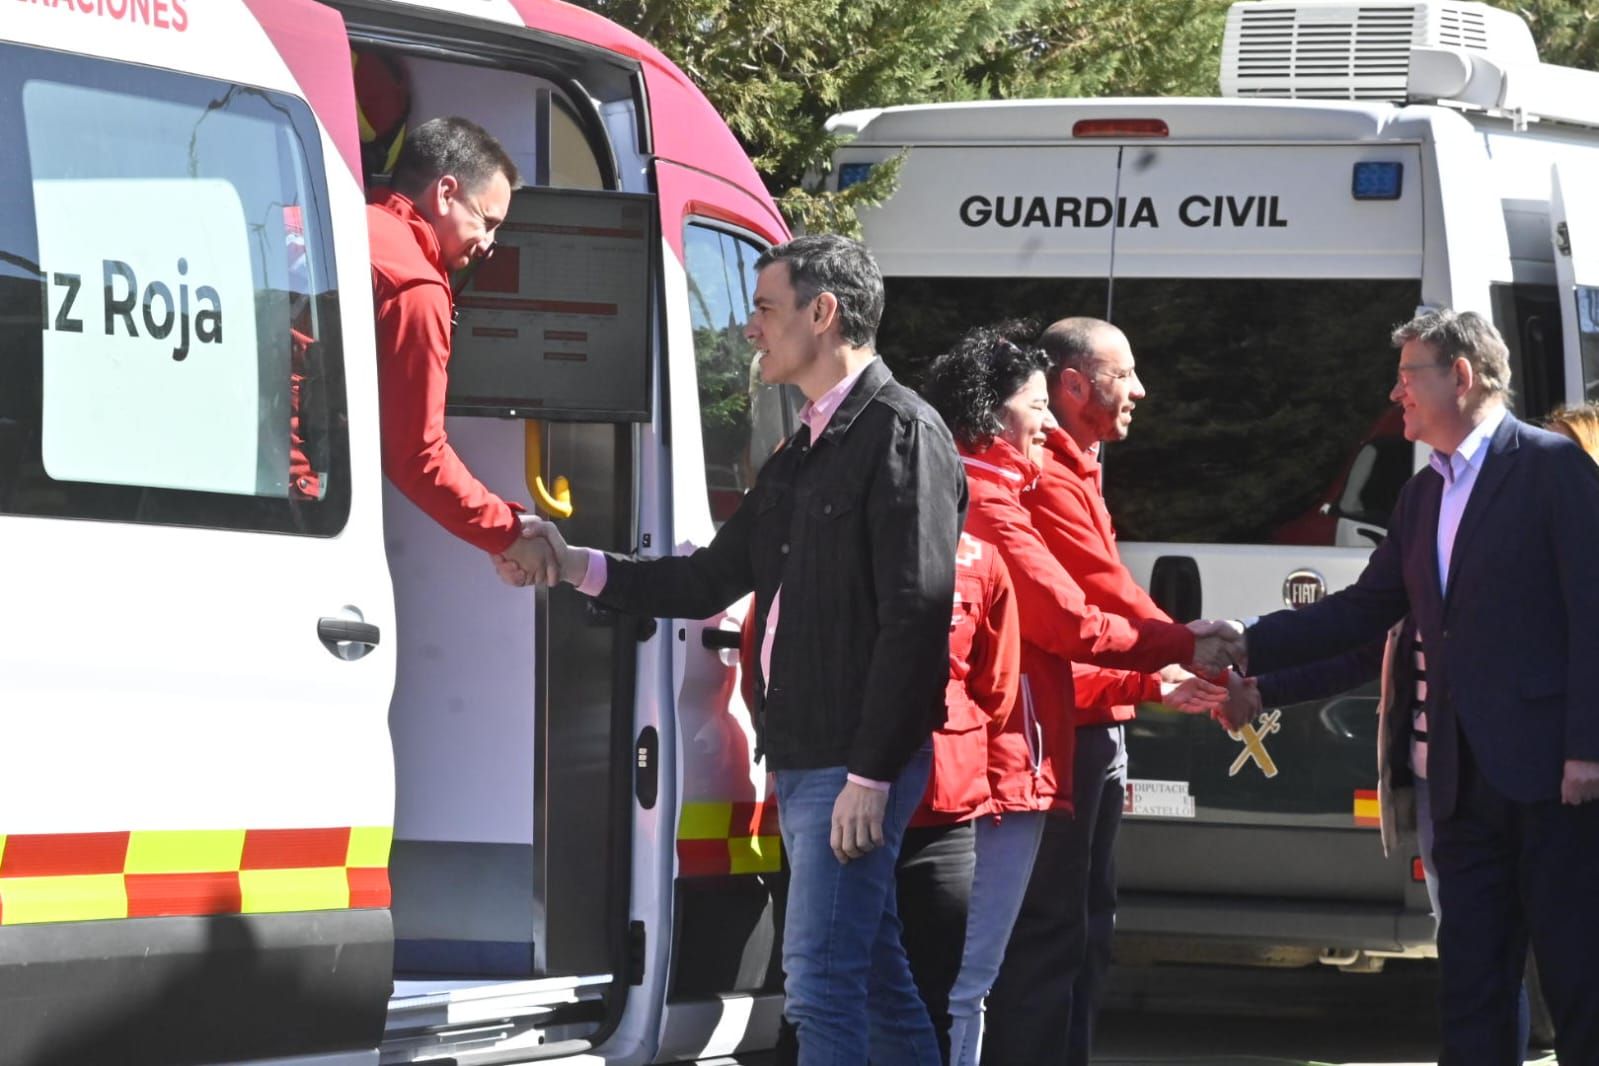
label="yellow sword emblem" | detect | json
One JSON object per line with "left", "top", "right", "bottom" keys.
{"left": 1228, "top": 709, "right": 1282, "bottom": 778}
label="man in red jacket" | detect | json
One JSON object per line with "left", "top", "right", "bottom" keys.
{"left": 369, "top": 116, "right": 546, "bottom": 574}
{"left": 987, "top": 316, "right": 1192, "bottom": 1066}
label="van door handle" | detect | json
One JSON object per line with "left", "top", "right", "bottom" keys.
{"left": 1148, "top": 555, "right": 1202, "bottom": 623}
{"left": 318, "top": 617, "right": 381, "bottom": 660}
{"left": 701, "top": 628, "right": 742, "bottom": 651}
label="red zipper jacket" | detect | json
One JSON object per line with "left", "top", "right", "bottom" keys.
{"left": 369, "top": 189, "right": 523, "bottom": 553}
{"left": 959, "top": 440, "right": 1160, "bottom": 814}
{"left": 1027, "top": 427, "right": 1181, "bottom": 725}
{"left": 912, "top": 532, "right": 1021, "bottom": 827}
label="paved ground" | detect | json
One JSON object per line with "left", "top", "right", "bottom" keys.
{"left": 1095, "top": 960, "right": 1555, "bottom": 1065}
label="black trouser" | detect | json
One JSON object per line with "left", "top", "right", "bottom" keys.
{"left": 1433, "top": 735, "right": 1599, "bottom": 1065}
{"left": 984, "top": 724, "right": 1126, "bottom": 1066}
{"left": 895, "top": 820, "right": 977, "bottom": 1066}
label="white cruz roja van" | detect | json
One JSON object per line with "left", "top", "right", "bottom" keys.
{"left": 828, "top": 0, "right": 1599, "bottom": 988}
{"left": 0, "top": 1, "right": 797, "bottom": 1063}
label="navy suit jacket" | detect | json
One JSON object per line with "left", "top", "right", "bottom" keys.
{"left": 1249, "top": 412, "right": 1599, "bottom": 820}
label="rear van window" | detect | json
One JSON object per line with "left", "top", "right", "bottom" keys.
{"left": 0, "top": 43, "right": 349, "bottom": 535}
{"left": 880, "top": 275, "right": 1422, "bottom": 545}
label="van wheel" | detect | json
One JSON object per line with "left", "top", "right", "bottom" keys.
{"left": 1526, "top": 953, "right": 1556, "bottom": 1050}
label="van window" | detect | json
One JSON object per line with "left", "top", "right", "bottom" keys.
{"left": 684, "top": 223, "right": 794, "bottom": 526}
{"left": 879, "top": 276, "right": 1421, "bottom": 544}
{"left": 1578, "top": 286, "right": 1599, "bottom": 403}
{"left": 1491, "top": 283, "right": 1565, "bottom": 418}
{"left": 0, "top": 44, "right": 348, "bottom": 535}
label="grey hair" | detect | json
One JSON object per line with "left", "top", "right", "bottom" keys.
{"left": 391, "top": 116, "right": 521, "bottom": 199}
{"left": 1391, "top": 308, "right": 1511, "bottom": 397}
{"left": 1038, "top": 317, "right": 1119, "bottom": 386}
{"left": 755, "top": 235, "right": 885, "bottom": 347}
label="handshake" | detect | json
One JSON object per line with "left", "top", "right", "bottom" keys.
{"left": 488, "top": 524, "right": 1265, "bottom": 732}
{"left": 492, "top": 515, "right": 582, "bottom": 588}
{"left": 1160, "top": 619, "right": 1259, "bottom": 731}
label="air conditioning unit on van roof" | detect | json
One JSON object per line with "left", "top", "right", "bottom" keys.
{"left": 1220, "top": 0, "right": 1537, "bottom": 101}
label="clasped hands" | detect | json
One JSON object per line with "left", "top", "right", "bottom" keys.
{"left": 1167, "top": 619, "right": 1258, "bottom": 731}
{"left": 493, "top": 514, "right": 578, "bottom": 588}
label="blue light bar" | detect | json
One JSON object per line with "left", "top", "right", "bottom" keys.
{"left": 837, "top": 162, "right": 875, "bottom": 191}
{"left": 1352, "top": 161, "right": 1404, "bottom": 201}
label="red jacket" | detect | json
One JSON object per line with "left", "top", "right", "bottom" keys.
{"left": 1028, "top": 427, "right": 1181, "bottom": 725}
{"left": 913, "top": 532, "right": 1020, "bottom": 827}
{"left": 369, "top": 190, "right": 523, "bottom": 553}
{"left": 959, "top": 440, "right": 1160, "bottom": 814}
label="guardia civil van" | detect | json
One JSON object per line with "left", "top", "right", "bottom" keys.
{"left": 0, "top": 1, "right": 796, "bottom": 1062}
{"left": 828, "top": 0, "right": 1599, "bottom": 996}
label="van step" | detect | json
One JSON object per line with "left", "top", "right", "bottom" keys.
{"left": 383, "top": 974, "right": 612, "bottom": 1062}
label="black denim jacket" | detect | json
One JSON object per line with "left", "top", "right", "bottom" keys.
{"left": 595, "top": 358, "right": 967, "bottom": 780}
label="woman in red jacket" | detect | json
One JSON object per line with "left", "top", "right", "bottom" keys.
{"left": 896, "top": 530, "right": 1019, "bottom": 1063}
{"left": 921, "top": 325, "right": 1222, "bottom": 1066}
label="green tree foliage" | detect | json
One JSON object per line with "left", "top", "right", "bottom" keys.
{"left": 585, "top": 0, "right": 1593, "bottom": 234}
{"left": 583, "top": 0, "right": 1230, "bottom": 233}
{"left": 1491, "top": 0, "right": 1599, "bottom": 69}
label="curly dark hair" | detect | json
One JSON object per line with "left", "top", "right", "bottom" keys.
{"left": 921, "top": 320, "right": 1048, "bottom": 451}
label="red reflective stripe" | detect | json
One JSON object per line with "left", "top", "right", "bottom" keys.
{"left": 126, "top": 872, "right": 244, "bottom": 918}
{"left": 346, "top": 867, "right": 391, "bottom": 909}
{"left": 0, "top": 832, "right": 130, "bottom": 876}
{"left": 730, "top": 800, "right": 780, "bottom": 838}
{"left": 240, "top": 828, "right": 351, "bottom": 870}
{"left": 677, "top": 839, "right": 731, "bottom": 877}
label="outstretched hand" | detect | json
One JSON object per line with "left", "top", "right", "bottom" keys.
{"left": 1158, "top": 671, "right": 1227, "bottom": 713}
{"left": 1213, "top": 669, "right": 1261, "bottom": 732}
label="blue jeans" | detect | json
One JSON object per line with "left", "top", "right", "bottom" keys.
{"left": 946, "top": 810, "right": 1048, "bottom": 1066}
{"left": 775, "top": 747, "right": 940, "bottom": 1066}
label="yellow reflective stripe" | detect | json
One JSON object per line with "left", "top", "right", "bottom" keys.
{"left": 678, "top": 802, "right": 733, "bottom": 840}
{"left": 0, "top": 875, "right": 126, "bottom": 924}
{"left": 728, "top": 835, "right": 782, "bottom": 875}
{"left": 125, "top": 830, "right": 246, "bottom": 874}
{"left": 238, "top": 868, "right": 349, "bottom": 914}
{"left": 0, "top": 835, "right": 6, "bottom": 871}
{"left": 346, "top": 826, "right": 392, "bottom": 868}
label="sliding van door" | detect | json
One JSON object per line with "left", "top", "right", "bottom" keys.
{"left": 1551, "top": 163, "right": 1599, "bottom": 407}
{"left": 651, "top": 159, "right": 795, "bottom": 1062}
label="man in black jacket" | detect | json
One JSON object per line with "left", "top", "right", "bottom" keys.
{"left": 501, "top": 235, "right": 965, "bottom": 1064}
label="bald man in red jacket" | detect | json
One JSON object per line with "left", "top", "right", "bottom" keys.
{"left": 983, "top": 317, "right": 1200, "bottom": 1066}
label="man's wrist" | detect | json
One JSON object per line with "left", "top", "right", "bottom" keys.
{"left": 846, "top": 773, "right": 891, "bottom": 792}
{"left": 571, "top": 547, "right": 604, "bottom": 594}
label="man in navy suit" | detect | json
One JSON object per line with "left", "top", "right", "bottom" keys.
{"left": 1229, "top": 309, "right": 1599, "bottom": 1064}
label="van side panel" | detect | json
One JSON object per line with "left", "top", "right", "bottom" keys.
{"left": 0, "top": 3, "right": 396, "bottom": 1061}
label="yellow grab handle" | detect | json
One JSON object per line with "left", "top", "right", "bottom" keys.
{"left": 524, "top": 422, "right": 574, "bottom": 519}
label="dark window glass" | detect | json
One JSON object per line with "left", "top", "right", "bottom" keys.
{"left": 878, "top": 277, "right": 1109, "bottom": 391}
{"left": 880, "top": 276, "right": 1421, "bottom": 544}
{"left": 1490, "top": 283, "right": 1564, "bottom": 419}
{"left": 0, "top": 43, "right": 348, "bottom": 535}
{"left": 683, "top": 224, "right": 796, "bottom": 527}
{"left": 1578, "top": 285, "right": 1599, "bottom": 403}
